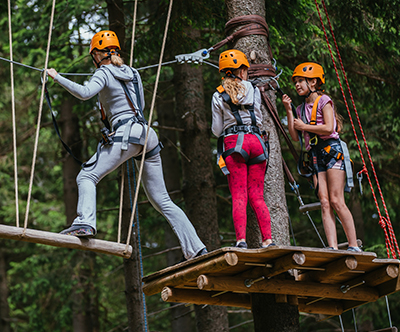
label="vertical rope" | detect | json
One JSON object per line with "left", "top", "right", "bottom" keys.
{"left": 125, "top": 0, "right": 174, "bottom": 250}
{"left": 314, "top": 0, "right": 400, "bottom": 258}
{"left": 8, "top": 0, "right": 19, "bottom": 227}
{"left": 129, "top": 0, "right": 138, "bottom": 67}
{"left": 117, "top": 163, "right": 125, "bottom": 243}
{"left": 126, "top": 159, "right": 148, "bottom": 332}
{"left": 23, "top": 0, "right": 57, "bottom": 233}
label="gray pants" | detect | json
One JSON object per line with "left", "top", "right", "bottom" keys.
{"left": 72, "top": 118, "right": 205, "bottom": 259}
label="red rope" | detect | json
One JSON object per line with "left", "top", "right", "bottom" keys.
{"left": 314, "top": 0, "right": 400, "bottom": 259}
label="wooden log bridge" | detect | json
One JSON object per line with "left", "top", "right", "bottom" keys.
{"left": 142, "top": 246, "right": 400, "bottom": 316}
{"left": 0, "top": 224, "right": 132, "bottom": 258}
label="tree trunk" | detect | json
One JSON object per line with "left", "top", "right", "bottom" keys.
{"left": 0, "top": 247, "right": 10, "bottom": 332}
{"left": 106, "top": 3, "right": 147, "bottom": 331}
{"left": 173, "top": 63, "right": 229, "bottom": 332}
{"left": 158, "top": 82, "right": 196, "bottom": 332}
{"left": 172, "top": 10, "right": 229, "bottom": 330}
{"left": 225, "top": 0, "right": 300, "bottom": 330}
{"left": 59, "top": 93, "right": 99, "bottom": 331}
{"left": 122, "top": 180, "right": 146, "bottom": 332}
{"left": 60, "top": 98, "right": 80, "bottom": 224}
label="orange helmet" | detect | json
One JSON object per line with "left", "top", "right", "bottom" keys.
{"left": 219, "top": 49, "right": 250, "bottom": 73}
{"left": 90, "top": 30, "right": 121, "bottom": 54}
{"left": 292, "top": 62, "right": 325, "bottom": 85}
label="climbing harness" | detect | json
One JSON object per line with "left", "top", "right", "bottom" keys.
{"left": 299, "top": 96, "right": 354, "bottom": 194}
{"left": 215, "top": 84, "right": 269, "bottom": 175}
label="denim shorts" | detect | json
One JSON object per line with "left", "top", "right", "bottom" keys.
{"left": 316, "top": 141, "right": 345, "bottom": 173}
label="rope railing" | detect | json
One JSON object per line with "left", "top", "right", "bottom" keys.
{"left": 23, "top": 0, "right": 57, "bottom": 234}
{"left": 7, "top": 0, "right": 19, "bottom": 228}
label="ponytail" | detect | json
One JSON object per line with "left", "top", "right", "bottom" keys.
{"left": 222, "top": 67, "right": 247, "bottom": 105}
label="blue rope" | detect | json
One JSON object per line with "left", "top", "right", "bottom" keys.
{"left": 126, "top": 159, "right": 148, "bottom": 332}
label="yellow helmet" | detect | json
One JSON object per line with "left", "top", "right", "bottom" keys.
{"left": 90, "top": 30, "right": 121, "bottom": 54}
{"left": 219, "top": 49, "right": 250, "bottom": 73}
{"left": 292, "top": 62, "right": 325, "bottom": 85}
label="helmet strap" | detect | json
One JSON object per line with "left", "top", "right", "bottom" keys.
{"left": 91, "top": 48, "right": 118, "bottom": 68}
{"left": 224, "top": 70, "right": 242, "bottom": 81}
{"left": 305, "top": 79, "right": 318, "bottom": 98}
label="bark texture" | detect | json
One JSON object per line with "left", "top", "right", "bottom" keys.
{"left": 158, "top": 83, "right": 195, "bottom": 332}
{"left": 0, "top": 248, "right": 10, "bottom": 332}
{"left": 225, "top": 0, "right": 300, "bottom": 330}
{"left": 171, "top": 8, "right": 229, "bottom": 328}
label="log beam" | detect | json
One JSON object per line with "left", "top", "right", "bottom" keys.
{"left": 0, "top": 224, "right": 132, "bottom": 258}
{"left": 298, "top": 299, "right": 343, "bottom": 316}
{"left": 197, "top": 275, "right": 379, "bottom": 302}
{"left": 265, "top": 252, "right": 306, "bottom": 279}
{"left": 161, "top": 287, "right": 251, "bottom": 309}
{"left": 304, "top": 256, "right": 358, "bottom": 283}
{"left": 143, "top": 252, "right": 239, "bottom": 296}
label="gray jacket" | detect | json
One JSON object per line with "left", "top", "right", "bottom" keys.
{"left": 54, "top": 64, "right": 145, "bottom": 127}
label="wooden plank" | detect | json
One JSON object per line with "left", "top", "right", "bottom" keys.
{"left": 143, "top": 252, "right": 239, "bottom": 296}
{"left": 302, "top": 256, "right": 358, "bottom": 283}
{"left": 197, "top": 275, "right": 379, "bottom": 302}
{"left": 161, "top": 287, "right": 251, "bottom": 309}
{"left": 0, "top": 224, "right": 132, "bottom": 258}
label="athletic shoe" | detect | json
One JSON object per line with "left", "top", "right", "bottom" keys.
{"left": 235, "top": 241, "right": 248, "bottom": 249}
{"left": 261, "top": 242, "right": 276, "bottom": 248}
{"left": 60, "top": 225, "right": 96, "bottom": 238}
{"left": 347, "top": 246, "right": 362, "bottom": 253}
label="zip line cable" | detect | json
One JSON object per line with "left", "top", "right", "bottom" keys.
{"left": 7, "top": 0, "right": 19, "bottom": 228}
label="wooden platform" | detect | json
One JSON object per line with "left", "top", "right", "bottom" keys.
{"left": 0, "top": 225, "right": 132, "bottom": 258}
{"left": 142, "top": 246, "right": 400, "bottom": 316}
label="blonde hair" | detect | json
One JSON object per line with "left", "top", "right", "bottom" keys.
{"left": 222, "top": 72, "right": 246, "bottom": 105}
{"left": 97, "top": 50, "right": 124, "bottom": 67}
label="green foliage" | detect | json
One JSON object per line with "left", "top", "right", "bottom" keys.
{"left": 1, "top": 0, "right": 400, "bottom": 331}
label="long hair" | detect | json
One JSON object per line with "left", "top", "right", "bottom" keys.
{"left": 316, "top": 90, "right": 344, "bottom": 133}
{"left": 222, "top": 67, "right": 246, "bottom": 105}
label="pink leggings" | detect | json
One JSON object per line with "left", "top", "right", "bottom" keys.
{"left": 224, "top": 134, "right": 271, "bottom": 242}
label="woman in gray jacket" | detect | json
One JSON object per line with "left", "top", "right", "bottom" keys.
{"left": 47, "top": 30, "right": 207, "bottom": 260}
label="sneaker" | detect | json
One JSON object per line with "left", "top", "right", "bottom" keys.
{"left": 195, "top": 248, "right": 208, "bottom": 257}
{"left": 60, "top": 225, "right": 96, "bottom": 238}
{"left": 325, "top": 247, "right": 337, "bottom": 250}
{"left": 261, "top": 242, "right": 276, "bottom": 248}
{"left": 347, "top": 246, "right": 362, "bottom": 253}
{"left": 179, "top": 247, "right": 208, "bottom": 263}
{"left": 235, "top": 241, "right": 248, "bottom": 249}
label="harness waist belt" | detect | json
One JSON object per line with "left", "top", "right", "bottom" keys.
{"left": 224, "top": 125, "right": 261, "bottom": 136}
{"left": 113, "top": 115, "right": 143, "bottom": 132}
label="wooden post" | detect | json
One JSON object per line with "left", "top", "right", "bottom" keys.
{"left": 143, "top": 252, "right": 239, "bottom": 296}
{"left": 161, "top": 287, "right": 251, "bottom": 308}
{"left": 197, "top": 275, "right": 379, "bottom": 302}
{"left": 0, "top": 225, "right": 132, "bottom": 258}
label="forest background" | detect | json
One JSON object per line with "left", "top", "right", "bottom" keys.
{"left": 0, "top": 0, "right": 400, "bottom": 331}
